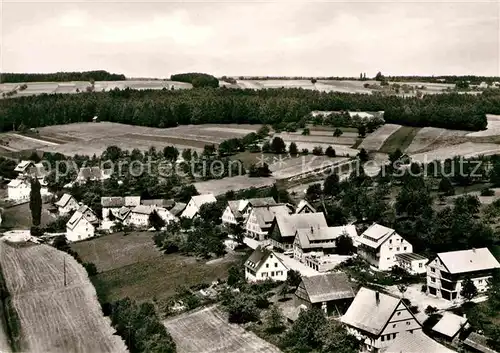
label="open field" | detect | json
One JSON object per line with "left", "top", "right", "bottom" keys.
{"left": 378, "top": 126, "right": 421, "bottom": 153}
{"left": 273, "top": 131, "right": 357, "bottom": 146}
{"left": 163, "top": 305, "right": 282, "bottom": 353}
{"left": 358, "top": 124, "right": 403, "bottom": 151}
{"left": 32, "top": 122, "right": 260, "bottom": 156}
{"left": 270, "top": 155, "right": 348, "bottom": 179}
{"left": 405, "top": 127, "right": 469, "bottom": 153}
{"left": 467, "top": 115, "right": 500, "bottom": 137}
{"left": 410, "top": 142, "right": 500, "bottom": 163}
{"left": 0, "top": 133, "right": 56, "bottom": 151}
{"left": 0, "top": 241, "right": 128, "bottom": 353}
{"left": 72, "top": 232, "right": 242, "bottom": 301}
{"left": 0, "top": 80, "right": 192, "bottom": 98}
{"left": 194, "top": 176, "right": 275, "bottom": 196}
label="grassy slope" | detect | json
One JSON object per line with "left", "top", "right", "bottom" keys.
{"left": 72, "top": 232, "right": 242, "bottom": 302}
{"left": 378, "top": 126, "right": 421, "bottom": 153}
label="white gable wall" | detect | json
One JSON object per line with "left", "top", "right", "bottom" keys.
{"left": 221, "top": 206, "right": 237, "bottom": 226}
{"left": 59, "top": 197, "right": 79, "bottom": 216}
{"left": 245, "top": 253, "right": 288, "bottom": 282}
{"left": 245, "top": 209, "right": 267, "bottom": 240}
{"left": 8, "top": 183, "right": 31, "bottom": 201}
{"left": 66, "top": 218, "right": 95, "bottom": 242}
{"left": 377, "top": 233, "right": 413, "bottom": 271}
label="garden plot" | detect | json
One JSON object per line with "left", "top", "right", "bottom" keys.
{"left": 467, "top": 115, "right": 500, "bottom": 137}
{"left": 235, "top": 80, "right": 264, "bottom": 89}
{"left": 410, "top": 142, "right": 500, "bottom": 163}
{"left": 315, "top": 80, "right": 373, "bottom": 94}
{"left": 358, "top": 124, "right": 402, "bottom": 151}
{"left": 0, "top": 241, "right": 128, "bottom": 353}
{"left": 405, "top": 127, "right": 469, "bottom": 153}
{"left": 271, "top": 155, "right": 348, "bottom": 179}
{"left": 163, "top": 305, "right": 282, "bottom": 353}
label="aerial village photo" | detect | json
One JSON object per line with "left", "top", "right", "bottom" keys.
{"left": 1, "top": 1, "right": 500, "bottom": 353}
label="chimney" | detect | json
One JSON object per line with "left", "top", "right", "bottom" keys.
{"left": 375, "top": 291, "right": 380, "bottom": 304}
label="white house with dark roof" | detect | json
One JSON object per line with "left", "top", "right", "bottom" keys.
{"left": 426, "top": 248, "right": 500, "bottom": 301}
{"left": 244, "top": 246, "right": 288, "bottom": 282}
{"left": 7, "top": 178, "right": 31, "bottom": 201}
{"left": 14, "top": 160, "right": 35, "bottom": 175}
{"left": 101, "top": 196, "right": 125, "bottom": 221}
{"left": 245, "top": 204, "right": 291, "bottom": 241}
{"left": 128, "top": 205, "right": 156, "bottom": 228}
{"left": 341, "top": 287, "right": 422, "bottom": 353}
{"left": 383, "top": 330, "right": 455, "bottom": 353}
{"left": 221, "top": 199, "right": 249, "bottom": 226}
{"left": 54, "top": 193, "right": 79, "bottom": 215}
{"left": 395, "top": 253, "right": 428, "bottom": 275}
{"left": 357, "top": 223, "right": 413, "bottom": 271}
{"left": 268, "top": 212, "right": 328, "bottom": 250}
{"left": 294, "top": 224, "right": 358, "bottom": 261}
{"left": 293, "top": 272, "right": 355, "bottom": 317}
{"left": 66, "top": 205, "right": 99, "bottom": 242}
{"left": 181, "top": 194, "right": 217, "bottom": 219}
{"left": 295, "top": 200, "right": 316, "bottom": 214}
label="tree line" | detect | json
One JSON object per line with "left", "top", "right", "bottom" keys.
{"left": 0, "top": 70, "right": 126, "bottom": 83}
{"left": 0, "top": 87, "right": 496, "bottom": 131}
{"left": 170, "top": 73, "right": 219, "bottom": 88}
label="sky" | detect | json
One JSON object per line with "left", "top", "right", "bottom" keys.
{"left": 1, "top": 0, "right": 499, "bottom": 78}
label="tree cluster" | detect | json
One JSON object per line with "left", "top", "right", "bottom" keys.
{"left": 0, "top": 87, "right": 491, "bottom": 132}
{"left": 0, "top": 70, "right": 125, "bottom": 83}
{"left": 170, "top": 73, "right": 219, "bottom": 88}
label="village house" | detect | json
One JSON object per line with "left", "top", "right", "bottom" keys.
{"left": 125, "top": 196, "right": 141, "bottom": 208}
{"left": 341, "top": 287, "right": 422, "bottom": 352}
{"left": 141, "top": 199, "right": 175, "bottom": 208}
{"left": 101, "top": 196, "right": 125, "bottom": 221}
{"left": 155, "top": 207, "right": 177, "bottom": 225}
{"left": 268, "top": 212, "right": 328, "bottom": 250}
{"left": 222, "top": 198, "right": 278, "bottom": 227}
{"left": 293, "top": 224, "right": 358, "bottom": 262}
{"left": 431, "top": 312, "right": 469, "bottom": 343}
{"left": 113, "top": 206, "right": 132, "bottom": 224}
{"left": 357, "top": 223, "right": 413, "bottom": 271}
{"left": 426, "top": 248, "right": 500, "bottom": 301}
{"left": 294, "top": 272, "right": 355, "bottom": 317}
{"left": 181, "top": 194, "right": 217, "bottom": 219}
{"left": 7, "top": 178, "right": 31, "bottom": 201}
{"left": 244, "top": 246, "right": 288, "bottom": 282}
{"left": 14, "top": 160, "right": 35, "bottom": 175}
{"left": 54, "top": 193, "right": 79, "bottom": 216}
{"left": 221, "top": 199, "right": 249, "bottom": 226}
{"left": 245, "top": 204, "right": 291, "bottom": 241}
{"left": 295, "top": 199, "right": 316, "bottom": 214}
{"left": 66, "top": 205, "right": 99, "bottom": 242}
{"left": 128, "top": 205, "right": 156, "bottom": 228}
{"left": 169, "top": 202, "right": 187, "bottom": 218}
{"left": 395, "top": 253, "right": 428, "bottom": 275}
{"left": 76, "top": 166, "right": 112, "bottom": 183}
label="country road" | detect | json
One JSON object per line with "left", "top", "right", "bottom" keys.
{"left": 8, "top": 133, "right": 60, "bottom": 146}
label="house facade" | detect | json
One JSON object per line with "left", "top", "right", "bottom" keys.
{"left": 341, "top": 287, "right": 422, "bottom": 353}
{"left": 66, "top": 205, "right": 99, "bottom": 242}
{"left": 7, "top": 179, "right": 31, "bottom": 201}
{"left": 395, "top": 253, "right": 428, "bottom": 275}
{"left": 357, "top": 223, "right": 413, "bottom": 271}
{"left": 221, "top": 199, "right": 248, "bottom": 226}
{"left": 181, "top": 194, "right": 217, "bottom": 219}
{"left": 101, "top": 196, "right": 125, "bottom": 221}
{"left": 245, "top": 204, "right": 291, "bottom": 241}
{"left": 294, "top": 272, "right": 355, "bottom": 317}
{"left": 128, "top": 205, "right": 155, "bottom": 228}
{"left": 295, "top": 200, "right": 316, "bottom": 214}
{"left": 426, "top": 248, "right": 500, "bottom": 301}
{"left": 54, "top": 193, "right": 79, "bottom": 215}
{"left": 244, "top": 246, "right": 288, "bottom": 282}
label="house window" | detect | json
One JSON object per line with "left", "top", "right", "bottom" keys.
{"left": 431, "top": 267, "right": 435, "bottom": 272}
{"left": 431, "top": 277, "right": 436, "bottom": 283}
{"left": 275, "top": 263, "right": 278, "bottom": 267}
{"left": 392, "top": 324, "right": 396, "bottom": 328}
{"left": 271, "top": 271, "right": 275, "bottom": 276}
{"left": 393, "top": 333, "right": 396, "bottom": 339}
{"left": 266, "top": 264, "right": 269, "bottom": 268}
{"left": 406, "top": 322, "right": 411, "bottom": 325}
{"left": 404, "top": 247, "right": 407, "bottom": 251}
{"left": 387, "top": 257, "right": 391, "bottom": 260}
{"left": 419, "top": 263, "right": 423, "bottom": 268}
{"left": 397, "top": 247, "right": 400, "bottom": 251}
{"left": 389, "top": 248, "right": 393, "bottom": 251}
{"left": 389, "top": 240, "right": 392, "bottom": 244}
{"left": 381, "top": 336, "right": 385, "bottom": 342}
{"left": 479, "top": 279, "right": 483, "bottom": 284}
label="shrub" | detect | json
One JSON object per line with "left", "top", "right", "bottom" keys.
{"left": 481, "top": 187, "right": 495, "bottom": 196}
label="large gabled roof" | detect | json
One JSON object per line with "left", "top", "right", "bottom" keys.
{"left": 251, "top": 204, "right": 291, "bottom": 229}
{"left": 383, "top": 330, "right": 455, "bottom": 353}
{"left": 341, "top": 287, "right": 408, "bottom": 336}
{"left": 358, "top": 223, "right": 398, "bottom": 249}
{"left": 55, "top": 193, "right": 74, "bottom": 207}
{"left": 14, "top": 160, "right": 34, "bottom": 172}
{"left": 101, "top": 196, "right": 124, "bottom": 208}
{"left": 436, "top": 248, "right": 500, "bottom": 274}
{"left": 169, "top": 202, "right": 186, "bottom": 217}
{"left": 296, "top": 272, "right": 355, "bottom": 303}
{"left": 295, "top": 200, "right": 316, "bottom": 214}
{"left": 131, "top": 205, "right": 155, "bottom": 215}
{"left": 275, "top": 212, "right": 328, "bottom": 239}
{"left": 66, "top": 205, "right": 98, "bottom": 230}
{"left": 244, "top": 246, "right": 286, "bottom": 272}
{"left": 296, "top": 225, "right": 357, "bottom": 249}
{"left": 192, "top": 194, "right": 217, "bottom": 207}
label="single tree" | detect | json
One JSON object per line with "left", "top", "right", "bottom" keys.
{"left": 461, "top": 277, "right": 478, "bottom": 301}
{"left": 286, "top": 269, "right": 302, "bottom": 288}
{"left": 302, "top": 127, "right": 310, "bottom": 136}
{"left": 333, "top": 128, "right": 343, "bottom": 137}
{"left": 336, "top": 234, "right": 355, "bottom": 255}
{"left": 323, "top": 172, "right": 340, "bottom": 197}
{"left": 289, "top": 142, "right": 298, "bottom": 156}
{"left": 306, "top": 183, "right": 322, "bottom": 201}
{"left": 357, "top": 148, "right": 369, "bottom": 162}
{"left": 163, "top": 146, "right": 180, "bottom": 161}
{"left": 265, "top": 305, "right": 285, "bottom": 334}
{"left": 257, "top": 125, "right": 270, "bottom": 138}
{"left": 29, "top": 178, "right": 42, "bottom": 226}
{"left": 312, "top": 146, "right": 323, "bottom": 156}
{"left": 271, "top": 137, "right": 286, "bottom": 154}
{"left": 230, "top": 223, "right": 246, "bottom": 245}
{"left": 438, "top": 177, "right": 455, "bottom": 196}
{"left": 149, "top": 210, "right": 166, "bottom": 231}
{"left": 357, "top": 125, "right": 366, "bottom": 138}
